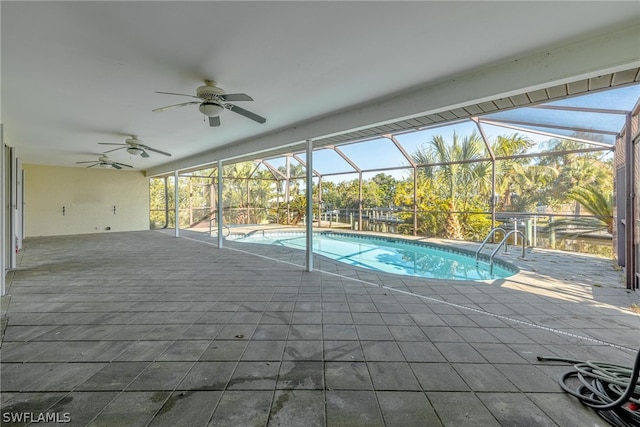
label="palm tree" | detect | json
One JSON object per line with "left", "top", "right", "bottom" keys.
{"left": 412, "top": 131, "right": 487, "bottom": 239}
{"left": 549, "top": 186, "right": 613, "bottom": 236}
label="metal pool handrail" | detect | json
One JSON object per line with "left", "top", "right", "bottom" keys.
{"left": 475, "top": 227, "right": 507, "bottom": 265}
{"left": 489, "top": 230, "right": 525, "bottom": 275}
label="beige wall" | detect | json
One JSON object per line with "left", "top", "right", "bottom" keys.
{"left": 23, "top": 164, "right": 149, "bottom": 237}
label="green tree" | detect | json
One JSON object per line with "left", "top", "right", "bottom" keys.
{"left": 412, "top": 131, "right": 488, "bottom": 239}
{"left": 549, "top": 186, "right": 613, "bottom": 236}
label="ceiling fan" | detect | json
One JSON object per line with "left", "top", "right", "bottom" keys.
{"left": 152, "top": 80, "right": 266, "bottom": 127}
{"left": 75, "top": 155, "right": 133, "bottom": 170}
{"left": 98, "top": 135, "right": 171, "bottom": 158}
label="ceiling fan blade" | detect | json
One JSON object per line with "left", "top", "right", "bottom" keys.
{"left": 209, "top": 116, "right": 221, "bottom": 127}
{"left": 221, "top": 93, "right": 253, "bottom": 102}
{"left": 115, "top": 162, "right": 133, "bottom": 168}
{"left": 76, "top": 161, "right": 98, "bottom": 164}
{"left": 86, "top": 163, "right": 99, "bottom": 168}
{"left": 103, "top": 147, "right": 125, "bottom": 154}
{"left": 156, "top": 91, "right": 200, "bottom": 99}
{"left": 111, "top": 163, "right": 122, "bottom": 170}
{"left": 228, "top": 104, "right": 266, "bottom": 124}
{"left": 152, "top": 101, "right": 200, "bottom": 113}
{"left": 144, "top": 146, "right": 172, "bottom": 157}
{"left": 98, "top": 143, "right": 125, "bottom": 146}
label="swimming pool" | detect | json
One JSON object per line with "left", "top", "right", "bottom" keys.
{"left": 226, "top": 231, "right": 516, "bottom": 280}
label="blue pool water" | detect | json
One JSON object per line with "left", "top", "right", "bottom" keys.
{"left": 227, "top": 232, "right": 516, "bottom": 280}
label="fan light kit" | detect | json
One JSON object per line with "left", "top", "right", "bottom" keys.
{"left": 153, "top": 80, "right": 266, "bottom": 127}
{"left": 199, "top": 102, "right": 225, "bottom": 117}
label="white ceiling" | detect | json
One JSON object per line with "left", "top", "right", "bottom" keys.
{"left": 2, "top": 1, "right": 640, "bottom": 174}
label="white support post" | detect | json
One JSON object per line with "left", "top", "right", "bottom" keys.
{"left": 8, "top": 147, "right": 16, "bottom": 269}
{"left": 0, "top": 124, "right": 5, "bottom": 296}
{"left": 217, "top": 160, "right": 223, "bottom": 248}
{"left": 174, "top": 170, "right": 179, "bottom": 237}
{"left": 305, "top": 139, "right": 313, "bottom": 272}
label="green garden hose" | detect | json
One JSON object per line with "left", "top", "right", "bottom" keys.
{"left": 538, "top": 346, "right": 640, "bottom": 427}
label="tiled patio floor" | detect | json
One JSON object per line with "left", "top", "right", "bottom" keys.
{"left": 1, "top": 230, "right": 638, "bottom": 426}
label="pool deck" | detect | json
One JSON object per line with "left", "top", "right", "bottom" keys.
{"left": 1, "top": 228, "right": 639, "bottom": 426}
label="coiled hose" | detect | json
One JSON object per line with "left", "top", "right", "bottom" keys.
{"left": 538, "top": 346, "right": 640, "bottom": 427}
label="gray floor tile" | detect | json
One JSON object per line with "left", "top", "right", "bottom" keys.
{"left": 282, "top": 340, "right": 323, "bottom": 361}
{"left": 452, "top": 363, "right": 518, "bottom": 392}
{"left": 142, "top": 325, "right": 190, "bottom": 340}
{"left": 485, "top": 327, "right": 535, "bottom": 344}
{"left": 290, "top": 312, "right": 323, "bottom": 324}
{"left": 348, "top": 302, "right": 378, "bottom": 312}
{"left": 77, "top": 362, "right": 150, "bottom": 391}
{"left": 177, "top": 361, "right": 236, "bottom": 390}
{"left": 496, "top": 364, "right": 560, "bottom": 392}
{"left": 104, "top": 324, "right": 157, "bottom": 340}
{"left": 421, "top": 326, "right": 464, "bottom": 342}
{"left": 377, "top": 391, "right": 442, "bottom": 427}
{"left": 410, "top": 313, "right": 447, "bottom": 327}
{"left": 288, "top": 324, "right": 322, "bottom": 340}
{"left": 126, "top": 361, "right": 194, "bottom": 391}
{"left": 427, "top": 392, "right": 500, "bottom": 427}
{"left": 368, "top": 361, "right": 421, "bottom": 391}
{"left": 361, "top": 341, "right": 405, "bottom": 361}
{"left": 156, "top": 340, "right": 210, "bottom": 361}
{"left": 200, "top": 340, "right": 248, "bottom": 361}
{"left": 388, "top": 325, "right": 427, "bottom": 341}
{"left": 150, "top": 391, "right": 222, "bottom": 427}
{"left": 47, "top": 391, "right": 119, "bottom": 426}
{"left": 229, "top": 311, "right": 262, "bottom": 324}
{"left": 216, "top": 324, "right": 257, "bottom": 340}
{"left": 381, "top": 313, "right": 416, "bottom": 325}
{"left": 470, "top": 342, "right": 529, "bottom": 364}
{"left": 325, "top": 362, "right": 373, "bottom": 390}
{"left": 527, "top": 392, "right": 607, "bottom": 427}
{"left": 180, "top": 324, "right": 221, "bottom": 340}
{"left": 252, "top": 324, "right": 289, "bottom": 340}
{"left": 2, "top": 325, "right": 57, "bottom": 342}
{"left": 87, "top": 391, "right": 169, "bottom": 427}
{"left": 323, "top": 324, "right": 358, "bottom": 340}
{"left": 434, "top": 342, "right": 487, "bottom": 363}
{"left": 0, "top": 341, "right": 60, "bottom": 363}
{"left": 208, "top": 390, "right": 271, "bottom": 427}
{"left": 399, "top": 341, "right": 446, "bottom": 363}
{"left": 439, "top": 314, "right": 479, "bottom": 327}
{"left": 113, "top": 340, "right": 174, "bottom": 362}
{"left": 268, "top": 390, "right": 325, "bottom": 427}
{"left": 196, "top": 311, "right": 234, "bottom": 324}
{"left": 227, "top": 361, "right": 280, "bottom": 390}
{"left": 276, "top": 361, "right": 324, "bottom": 389}
{"left": 355, "top": 324, "right": 394, "bottom": 340}
{"left": 241, "top": 340, "right": 285, "bottom": 361}
{"left": 1, "top": 392, "right": 68, "bottom": 425}
{"left": 410, "top": 363, "right": 469, "bottom": 391}
{"left": 326, "top": 390, "right": 384, "bottom": 427}
{"left": 324, "top": 340, "right": 364, "bottom": 361}
{"left": 0, "top": 363, "right": 62, "bottom": 392}
{"left": 28, "top": 363, "right": 106, "bottom": 392}
{"left": 478, "top": 392, "right": 557, "bottom": 426}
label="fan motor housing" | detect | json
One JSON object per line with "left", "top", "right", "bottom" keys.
{"left": 197, "top": 83, "right": 225, "bottom": 100}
